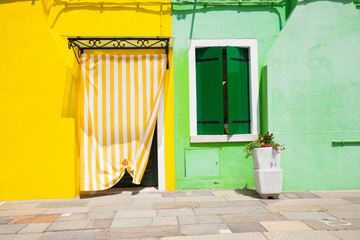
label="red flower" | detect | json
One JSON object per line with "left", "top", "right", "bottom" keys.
{"left": 264, "top": 143, "right": 269, "bottom": 147}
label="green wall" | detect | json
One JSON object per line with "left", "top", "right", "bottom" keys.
{"left": 172, "top": 3, "right": 291, "bottom": 190}
{"left": 265, "top": 0, "right": 360, "bottom": 190}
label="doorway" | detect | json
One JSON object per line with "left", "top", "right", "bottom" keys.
{"left": 112, "top": 126, "right": 158, "bottom": 187}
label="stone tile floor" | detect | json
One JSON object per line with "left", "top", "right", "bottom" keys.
{"left": 0, "top": 188, "right": 360, "bottom": 239}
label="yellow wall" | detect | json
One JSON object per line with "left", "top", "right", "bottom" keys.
{"left": 0, "top": 0, "right": 174, "bottom": 201}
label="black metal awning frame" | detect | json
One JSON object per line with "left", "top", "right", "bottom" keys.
{"left": 67, "top": 36, "right": 171, "bottom": 69}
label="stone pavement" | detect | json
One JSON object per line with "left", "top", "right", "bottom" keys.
{"left": 1, "top": 188, "right": 360, "bottom": 240}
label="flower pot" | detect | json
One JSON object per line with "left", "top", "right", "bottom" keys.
{"left": 253, "top": 169, "right": 283, "bottom": 199}
{"left": 251, "top": 147, "right": 280, "bottom": 170}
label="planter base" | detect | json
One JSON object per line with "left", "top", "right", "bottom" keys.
{"left": 253, "top": 169, "right": 283, "bottom": 199}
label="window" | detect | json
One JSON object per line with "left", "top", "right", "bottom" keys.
{"left": 189, "top": 39, "right": 259, "bottom": 143}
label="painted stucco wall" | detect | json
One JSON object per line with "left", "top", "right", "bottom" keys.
{"left": 265, "top": 0, "right": 360, "bottom": 190}
{"left": 171, "top": 3, "right": 292, "bottom": 190}
{"left": 0, "top": 0, "right": 174, "bottom": 201}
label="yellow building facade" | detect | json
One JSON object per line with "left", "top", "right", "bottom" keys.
{"left": 0, "top": 0, "right": 174, "bottom": 201}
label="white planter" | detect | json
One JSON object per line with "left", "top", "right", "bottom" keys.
{"left": 253, "top": 169, "right": 283, "bottom": 199}
{"left": 251, "top": 147, "right": 280, "bottom": 170}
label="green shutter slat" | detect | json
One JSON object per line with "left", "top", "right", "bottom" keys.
{"left": 196, "top": 47, "right": 224, "bottom": 135}
{"left": 226, "top": 46, "right": 250, "bottom": 134}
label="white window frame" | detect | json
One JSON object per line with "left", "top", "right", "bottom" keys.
{"left": 189, "top": 39, "right": 259, "bottom": 143}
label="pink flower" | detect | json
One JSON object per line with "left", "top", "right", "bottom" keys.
{"left": 264, "top": 143, "right": 269, "bottom": 147}
{"left": 275, "top": 147, "right": 278, "bottom": 150}
{"left": 283, "top": 147, "right": 285, "bottom": 150}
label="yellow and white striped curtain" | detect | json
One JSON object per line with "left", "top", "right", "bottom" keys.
{"left": 79, "top": 54, "right": 167, "bottom": 191}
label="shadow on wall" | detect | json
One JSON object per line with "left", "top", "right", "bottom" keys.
{"left": 42, "top": 1, "right": 170, "bottom": 29}
{"left": 61, "top": 66, "right": 77, "bottom": 119}
{"left": 172, "top": 5, "right": 285, "bottom": 34}
{"left": 0, "top": 0, "right": 35, "bottom": 4}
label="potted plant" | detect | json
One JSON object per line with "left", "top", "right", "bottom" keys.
{"left": 244, "top": 132, "right": 285, "bottom": 199}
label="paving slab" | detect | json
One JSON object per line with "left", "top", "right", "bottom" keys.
{"left": 0, "top": 209, "right": 48, "bottom": 217}
{"left": 86, "top": 211, "right": 115, "bottom": 220}
{"left": 284, "top": 192, "right": 320, "bottom": 199}
{"left": 97, "top": 225, "right": 179, "bottom": 239}
{"left": 114, "top": 210, "right": 157, "bottom": 218}
{"left": 265, "top": 204, "right": 325, "bottom": 212}
{"left": 158, "top": 208, "right": 194, "bottom": 217}
{"left": 194, "top": 206, "right": 268, "bottom": 215}
{"left": 331, "top": 230, "right": 360, "bottom": 240}
{"left": 344, "top": 198, "right": 360, "bottom": 204}
{"left": 0, "top": 223, "right": 27, "bottom": 234}
{"left": 56, "top": 213, "right": 87, "bottom": 221}
{"left": 280, "top": 211, "right": 334, "bottom": 220}
{"left": 317, "top": 204, "right": 360, "bottom": 211}
{"left": 9, "top": 215, "right": 60, "bottom": 224}
{"left": 195, "top": 215, "right": 224, "bottom": 224}
{"left": 179, "top": 223, "right": 229, "bottom": 235}
{"left": 174, "top": 196, "right": 226, "bottom": 203}
{"left": 39, "top": 229, "right": 99, "bottom": 240}
{"left": 0, "top": 233, "right": 42, "bottom": 240}
{"left": 86, "top": 198, "right": 134, "bottom": 207}
{"left": 262, "top": 198, "right": 352, "bottom": 206}
{"left": 18, "top": 223, "right": 50, "bottom": 234}
{"left": 259, "top": 220, "right": 313, "bottom": 232}
{"left": 153, "top": 202, "right": 199, "bottom": 210}
{"left": 161, "top": 236, "right": 192, "bottom": 240}
{"left": 192, "top": 232, "right": 268, "bottom": 240}
{"left": 42, "top": 207, "right": 89, "bottom": 214}
{"left": 199, "top": 200, "right": 263, "bottom": 208}
{"left": 263, "top": 231, "right": 341, "bottom": 240}
{"left": 227, "top": 222, "right": 267, "bottom": 233}
{"left": 184, "top": 190, "right": 214, "bottom": 196}
{"left": 45, "top": 220, "right": 91, "bottom": 231}
{"left": 327, "top": 211, "right": 360, "bottom": 219}
{"left": 0, "top": 217, "right": 16, "bottom": 224}
{"left": 304, "top": 219, "right": 360, "bottom": 230}
{"left": 86, "top": 219, "right": 112, "bottom": 229}
{"left": 311, "top": 191, "right": 360, "bottom": 199}
{"left": 111, "top": 217, "right": 152, "bottom": 228}
{"left": 0, "top": 203, "right": 41, "bottom": 210}
{"left": 177, "top": 215, "right": 197, "bottom": 225}
{"left": 161, "top": 191, "right": 186, "bottom": 198}
{"left": 36, "top": 201, "right": 89, "bottom": 208}
{"left": 152, "top": 216, "right": 178, "bottom": 226}
{"left": 222, "top": 212, "right": 287, "bottom": 223}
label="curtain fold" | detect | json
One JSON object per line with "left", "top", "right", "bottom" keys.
{"left": 79, "top": 54, "right": 167, "bottom": 191}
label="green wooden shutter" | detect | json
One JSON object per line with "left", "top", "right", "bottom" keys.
{"left": 226, "top": 46, "right": 250, "bottom": 134}
{"left": 196, "top": 47, "right": 224, "bottom": 135}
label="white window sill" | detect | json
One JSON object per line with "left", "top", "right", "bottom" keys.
{"left": 190, "top": 134, "right": 259, "bottom": 143}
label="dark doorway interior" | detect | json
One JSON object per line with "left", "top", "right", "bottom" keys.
{"left": 113, "top": 126, "right": 158, "bottom": 187}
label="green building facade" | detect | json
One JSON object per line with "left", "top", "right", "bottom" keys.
{"left": 172, "top": 0, "right": 360, "bottom": 191}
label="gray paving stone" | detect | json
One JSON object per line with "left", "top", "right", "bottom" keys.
{"left": 199, "top": 200, "right": 263, "bottom": 208}
{"left": 191, "top": 232, "right": 268, "bottom": 240}
{"left": 0, "top": 233, "right": 42, "bottom": 240}
{"left": 285, "top": 192, "right": 320, "bottom": 199}
{"left": 45, "top": 220, "right": 91, "bottom": 231}
{"left": 161, "top": 191, "right": 185, "bottom": 197}
{"left": 0, "top": 223, "right": 27, "bottom": 234}
{"left": 281, "top": 211, "right": 334, "bottom": 220}
{"left": 222, "top": 212, "right": 287, "bottom": 223}
{"left": 111, "top": 218, "right": 152, "bottom": 228}
{"left": 39, "top": 229, "right": 99, "bottom": 240}
{"left": 184, "top": 190, "right": 214, "bottom": 196}
{"left": 180, "top": 223, "right": 229, "bottom": 235}
{"left": 328, "top": 211, "right": 360, "bottom": 219}
{"left": 153, "top": 202, "right": 199, "bottom": 210}
{"left": 43, "top": 207, "right": 89, "bottom": 214}
{"left": 331, "top": 230, "right": 360, "bottom": 240}
{"left": 18, "top": 223, "right": 50, "bottom": 233}
{"left": 56, "top": 213, "right": 87, "bottom": 221}
{"left": 175, "top": 196, "right": 226, "bottom": 202}
{"left": 114, "top": 210, "right": 157, "bottom": 218}
{"left": 36, "top": 201, "right": 89, "bottom": 208}
{"left": 227, "top": 222, "right": 267, "bottom": 233}
{"left": 311, "top": 191, "right": 360, "bottom": 199}
{"left": 86, "top": 219, "right": 112, "bottom": 229}
{"left": 97, "top": 225, "right": 178, "bottom": 239}
{"left": 319, "top": 204, "right": 360, "bottom": 211}
{"left": 86, "top": 211, "right": 115, "bottom": 220}
{"left": 152, "top": 216, "right": 178, "bottom": 226}
{"left": 194, "top": 206, "right": 268, "bottom": 215}
{"left": 158, "top": 208, "right": 194, "bottom": 217}
{"left": 344, "top": 198, "right": 360, "bottom": 204}
{"left": 264, "top": 231, "right": 341, "bottom": 240}
{"left": 177, "top": 215, "right": 197, "bottom": 225}
{"left": 0, "top": 217, "right": 15, "bottom": 224}
{"left": 304, "top": 218, "right": 360, "bottom": 230}
{"left": 260, "top": 220, "right": 313, "bottom": 232}
{"left": 195, "top": 215, "right": 224, "bottom": 224}
{"left": 265, "top": 204, "right": 325, "bottom": 212}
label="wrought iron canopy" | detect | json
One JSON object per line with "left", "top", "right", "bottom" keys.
{"left": 67, "top": 36, "right": 172, "bottom": 68}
